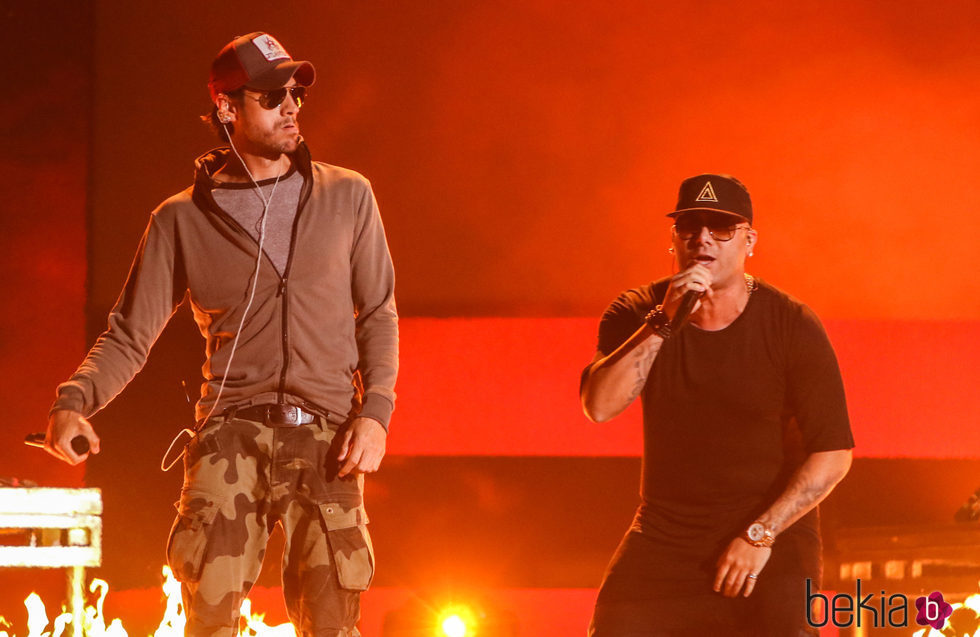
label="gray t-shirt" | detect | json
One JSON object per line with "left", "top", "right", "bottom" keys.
{"left": 212, "top": 169, "right": 303, "bottom": 275}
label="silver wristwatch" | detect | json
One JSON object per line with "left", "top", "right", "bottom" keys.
{"left": 743, "top": 522, "right": 775, "bottom": 548}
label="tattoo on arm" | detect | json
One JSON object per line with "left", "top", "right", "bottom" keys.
{"left": 582, "top": 323, "right": 666, "bottom": 421}
{"left": 767, "top": 477, "right": 826, "bottom": 534}
{"left": 627, "top": 346, "right": 658, "bottom": 401}
{"left": 761, "top": 452, "right": 850, "bottom": 535}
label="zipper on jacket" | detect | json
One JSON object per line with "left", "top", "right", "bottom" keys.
{"left": 277, "top": 276, "right": 289, "bottom": 403}
{"left": 193, "top": 145, "right": 315, "bottom": 406}
{"left": 276, "top": 153, "right": 314, "bottom": 403}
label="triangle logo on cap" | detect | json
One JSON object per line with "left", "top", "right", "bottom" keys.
{"left": 252, "top": 34, "right": 289, "bottom": 61}
{"left": 695, "top": 181, "right": 718, "bottom": 203}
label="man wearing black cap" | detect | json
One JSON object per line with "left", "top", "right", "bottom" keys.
{"left": 581, "top": 174, "right": 853, "bottom": 635}
{"left": 45, "top": 32, "right": 397, "bottom": 636}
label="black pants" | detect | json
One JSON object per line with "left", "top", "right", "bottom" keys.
{"left": 589, "top": 530, "right": 820, "bottom": 636}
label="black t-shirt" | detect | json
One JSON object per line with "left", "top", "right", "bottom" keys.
{"left": 594, "top": 278, "right": 854, "bottom": 554}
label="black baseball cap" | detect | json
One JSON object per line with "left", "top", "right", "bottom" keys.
{"left": 667, "top": 174, "right": 753, "bottom": 225}
{"left": 208, "top": 32, "right": 315, "bottom": 102}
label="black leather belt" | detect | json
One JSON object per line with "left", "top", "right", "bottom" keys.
{"left": 229, "top": 404, "right": 320, "bottom": 426}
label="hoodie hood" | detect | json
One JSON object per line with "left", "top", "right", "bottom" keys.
{"left": 191, "top": 140, "right": 314, "bottom": 220}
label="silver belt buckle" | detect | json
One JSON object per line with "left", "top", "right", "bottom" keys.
{"left": 282, "top": 405, "right": 300, "bottom": 425}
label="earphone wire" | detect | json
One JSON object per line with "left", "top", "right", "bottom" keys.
{"left": 161, "top": 122, "right": 284, "bottom": 471}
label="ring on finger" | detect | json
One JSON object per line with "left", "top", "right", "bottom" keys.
{"left": 747, "top": 574, "right": 758, "bottom": 579}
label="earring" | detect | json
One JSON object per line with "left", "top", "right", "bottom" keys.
{"left": 748, "top": 251, "right": 754, "bottom": 257}
{"left": 668, "top": 246, "right": 674, "bottom": 254}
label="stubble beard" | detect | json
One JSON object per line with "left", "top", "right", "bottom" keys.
{"left": 254, "top": 128, "right": 300, "bottom": 160}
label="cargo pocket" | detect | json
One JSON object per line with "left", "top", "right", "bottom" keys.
{"left": 166, "top": 489, "right": 224, "bottom": 583}
{"left": 318, "top": 502, "right": 375, "bottom": 591}
{"left": 184, "top": 426, "right": 222, "bottom": 467}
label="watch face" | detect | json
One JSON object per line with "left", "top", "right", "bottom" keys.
{"left": 747, "top": 523, "right": 765, "bottom": 542}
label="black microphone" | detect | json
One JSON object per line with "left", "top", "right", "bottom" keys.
{"left": 24, "top": 433, "right": 91, "bottom": 455}
{"left": 671, "top": 289, "right": 705, "bottom": 330}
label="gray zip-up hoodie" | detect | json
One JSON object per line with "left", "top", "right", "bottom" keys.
{"left": 52, "top": 142, "right": 398, "bottom": 428}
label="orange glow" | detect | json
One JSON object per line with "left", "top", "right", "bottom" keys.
{"left": 7, "top": 0, "right": 980, "bottom": 508}
{"left": 441, "top": 614, "right": 467, "bottom": 637}
{"left": 438, "top": 607, "right": 476, "bottom": 637}
{"left": 8, "top": 6, "right": 980, "bottom": 633}
{"left": 391, "top": 318, "right": 980, "bottom": 458}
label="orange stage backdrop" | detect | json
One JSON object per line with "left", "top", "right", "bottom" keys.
{"left": 392, "top": 318, "right": 980, "bottom": 458}
{"left": 3, "top": 1, "right": 980, "bottom": 634}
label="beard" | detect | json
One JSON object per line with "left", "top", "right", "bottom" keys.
{"left": 236, "top": 118, "right": 301, "bottom": 160}
{"left": 259, "top": 128, "right": 300, "bottom": 158}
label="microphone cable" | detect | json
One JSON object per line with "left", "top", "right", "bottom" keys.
{"left": 161, "top": 125, "right": 284, "bottom": 471}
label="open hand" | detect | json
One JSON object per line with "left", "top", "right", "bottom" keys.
{"left": 713, "top": 537, "right": 772, "bottom": 598}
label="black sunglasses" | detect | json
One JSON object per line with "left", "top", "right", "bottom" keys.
{"left": 244, "top": 86, "right": 308, "bottom": 110}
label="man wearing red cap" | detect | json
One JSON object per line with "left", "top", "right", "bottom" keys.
{"left": 581, "top": 174, "right": 853, "bottom": 635}
{"left": 45, "top": 32, "right": 397, "bottom": 636}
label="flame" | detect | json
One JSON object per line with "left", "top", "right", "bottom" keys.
{"left": 12, "top": 592, "right": 72, "bottom": 637}
{"left": 5, "top": 566, "right": 295, "bottom": 637}
{"left": 84, "top": 578, "right": 127, "bottom": 637}
{"left": 49, "top": 615, "right": 71, "bottom": 637}
{"left": 967, "top": 594, "right": 980, "bottom": 615}
{"left": 153, "top": 565, "right": 184, "bottom": 637}
{"left": 238, "top": 600, "right": 295, "bottom": 637}
{"left": 24, "top": 594, "right": 49, "bottom": 637}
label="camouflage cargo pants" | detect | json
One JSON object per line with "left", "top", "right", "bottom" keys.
{"left": 166, "top": 415, "right": 375, "bottom": 637}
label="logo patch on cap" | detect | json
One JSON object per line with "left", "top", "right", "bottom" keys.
{"left": 695, "top": 181, "right": 718, "bottom": 202}
{"left": 252, "top": 34, "right": 289, "bottom": 61}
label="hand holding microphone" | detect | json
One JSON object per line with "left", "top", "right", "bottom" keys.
{"left": 671, "top": 288, "right": 705, "bottom": 330}
{"left": 663, "top": 263, "right": 712, "bottom": 328}
{"left": 25, "top": 432, "right": 90, "bottom": 454}
{"left": 25, "top": 410, "right": 101, "bottom": 465}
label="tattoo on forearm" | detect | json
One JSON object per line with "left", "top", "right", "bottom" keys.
{"left": 626, "top": 346, "right": 658, "bottom": 401}
{"left": 766, "top": 473, "right": 834, "bottom": 534}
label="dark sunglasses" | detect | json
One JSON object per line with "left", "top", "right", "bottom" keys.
{"left": 244, "top": 86, "right": 308, "bottom": 110}
{"left": 672, "top": 214, "right": 748, "bottom": 242}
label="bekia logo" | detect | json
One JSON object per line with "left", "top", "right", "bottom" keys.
{"left": 915, "top": 592, "right": 953, "bottom": 630}
{"left": 806, "top": 580, "right": 955, "bottom": 630}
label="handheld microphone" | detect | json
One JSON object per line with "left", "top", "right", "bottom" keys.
{"left": 671, "top": 289, "right": 705, "bottom": 330}
{"left": 24, "top": 433, "right": 90, "bottom": 455}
